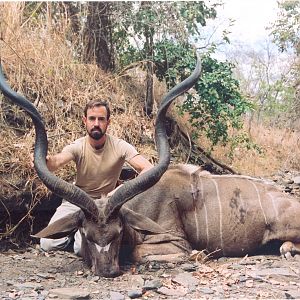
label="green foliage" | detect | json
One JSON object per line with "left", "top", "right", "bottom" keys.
{"left": 152, "top": 42, "right": 252, "bottom": 146}
{"left": 270, "top": 0, "right": 300, "bottom": 53}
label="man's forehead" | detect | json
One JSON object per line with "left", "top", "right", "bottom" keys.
{"left": 87, "top": 106, "right": 107, "bottom": 115}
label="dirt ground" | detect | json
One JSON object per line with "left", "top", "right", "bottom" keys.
{"left": 1, "top": 244, "right": 300, "bottom": 300}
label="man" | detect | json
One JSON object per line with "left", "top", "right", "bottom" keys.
{"left": 34, "top": 99, "right": 153, "bottom": 253}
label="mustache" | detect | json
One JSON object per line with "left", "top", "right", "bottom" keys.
{"left": 91, "top": 126, "right": 101, "bottom": 131}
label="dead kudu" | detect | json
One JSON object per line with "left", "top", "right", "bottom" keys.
{"left": 0, "top": 57, "right": 201, "bottom": 277}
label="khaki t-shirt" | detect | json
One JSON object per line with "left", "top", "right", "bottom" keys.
{"left": 62, "top": 134, "right": 138, "bottom": 199}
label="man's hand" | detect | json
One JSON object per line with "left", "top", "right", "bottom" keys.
{"left": 30, "top": 153, "right": 50, "bottom": 168}
{"left": 107, "top": 184, "right": 124, "bottom": 197}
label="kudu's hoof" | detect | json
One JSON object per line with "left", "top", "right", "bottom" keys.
{"left": 280, "top": 241, "right": 296, "bottom": 258}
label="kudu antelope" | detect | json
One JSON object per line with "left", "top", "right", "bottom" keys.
{"left": 0, "top": 56, "right": 201, "bottom": 277}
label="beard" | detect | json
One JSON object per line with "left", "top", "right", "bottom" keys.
{"left": 88, "top": 127, "right": 105, "bottom": 140}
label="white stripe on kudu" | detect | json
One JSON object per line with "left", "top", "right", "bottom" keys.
{"left": 248, "top": 180, "right": 268, "bottom": 225}
{"left": 267, "top": 192, "right": 279, "bottom": 221}
{"left": 211, "top": 178, "right": 224, "bottom": 255}
{"left": 201, "top": 177, "right": 210, "bottom": 249}
{"left": 197, "top": 176, "right": 209, "bottom": 248}
{"left": 190, "top": 182, "right": 200, "bottom": 243}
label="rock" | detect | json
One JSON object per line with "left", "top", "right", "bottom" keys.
{"left": 180, "top": 263, "right": 196, "bottom": 272}
{"left": 36, "top": 273, "right": 55, "bottom": 279}
{"left": 198, "top": 287, "right": 215, "bottom": 294}
{"left": 110, "top": 291, "right": 124, "bottom": 300}
{"left": 128, "top": 275, "right": 144, "bottom": 289}
{"left": 285, "top": 290, "right": 300, "bottom": 299}
{"left": 14, "top": 282, "right": 43, "bottom": 290}
{"left": 143, "top": 279, "right": 163, "bottom": 290}
{"left": 172, "top": 272, "right": 199, "bottom": 289}
{"left": 148, "top": 262, "right": 160, "bottom": 271}
{"left": 294, "top": 254, "right": 300, "bottom": 262}
{"left": 294, "top": 176, "right": 300, "bottom": 185}
{"left": 248, "top": 267, "right": 298, "bottom": 278}
{"left": 166, "top": 262, "right": 175, "bottom": 269}
{"left": 157, "top": 286, "right": 187, "bottom": 297}
{"left": 90, "top": 276, "right": 100, "bottom": 282}
{"left": 128, "top": 289, "right": 143, "bottom": 299}
{"left": 49, "top": 287, "right": 90, "bottom": 299}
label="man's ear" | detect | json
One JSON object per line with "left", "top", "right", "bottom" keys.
{"left": 82, "top": 115, "right": 87, "bottom": 126}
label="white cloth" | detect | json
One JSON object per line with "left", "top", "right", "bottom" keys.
{"left": 40, "top": 201, "right": 82, "bottom": 255}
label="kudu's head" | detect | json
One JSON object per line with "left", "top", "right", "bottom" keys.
{"left": 0, "top": 56, "right": 201, "bottom": 277}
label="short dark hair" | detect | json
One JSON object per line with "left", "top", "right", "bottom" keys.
{"left": 84, "top": 100, "right": 111, "bottom": 120}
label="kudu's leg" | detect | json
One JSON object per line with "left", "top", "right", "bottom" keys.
{"left": 133, "top": 243, "right": 188, "bottom": 263}
{"left": 133, "top": 237, "right": 192, "bottom": 263}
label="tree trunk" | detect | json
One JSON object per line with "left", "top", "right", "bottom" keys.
{"left": 82, "top": 2, "right": 113, "bottom": 71}
{"left": 142, "top": 1, "right": 154, "bottom": 117}
{"left": 144, "top": 61, "right": 154, "bottom": 117}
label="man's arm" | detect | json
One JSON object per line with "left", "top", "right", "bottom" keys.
{"left": 107, "top": 154, "right": 153, "bottom": 197}
{"left": 30, "top": 151, "right": 74, "bottom": 172}
{"left": 127, "top": 154, "right": 153, "bottom": 174}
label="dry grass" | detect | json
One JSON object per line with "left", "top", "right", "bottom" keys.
{"left": 201, "top": 122, "right": 300, "bottom": 177}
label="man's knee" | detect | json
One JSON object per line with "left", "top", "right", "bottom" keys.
{"left": 40, "top": 237, "right": 72, "bottom": 252}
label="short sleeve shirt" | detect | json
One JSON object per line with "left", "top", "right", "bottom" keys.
{"left": 62, "top": 134, "right": 138, "bottom": 199}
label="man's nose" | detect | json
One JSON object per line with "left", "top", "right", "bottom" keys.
{"left": 94, "top": 118, "right": 99, "bottom": 126}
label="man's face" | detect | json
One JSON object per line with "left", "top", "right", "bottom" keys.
{"left": 83, "top": 106, "right": 110, "bottom": 141}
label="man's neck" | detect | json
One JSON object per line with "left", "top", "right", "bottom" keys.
{"left": 88, "top": 134, "right": 107, "bottom": 150}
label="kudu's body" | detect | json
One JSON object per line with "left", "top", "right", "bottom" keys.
{"left": 125, "top": 165, "right": 300, "bottom": 260}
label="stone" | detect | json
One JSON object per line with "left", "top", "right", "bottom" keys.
{"left": 128, "top": 275, "right": 144, "bottom": 289}
{"left": 36, "top": 273, "right": 55, "bottom": 279}
{"left": 157, "top": 286, "right": 187, "bottom": 297}
{"left": 143, "top": 279, "right": 162, "bottom": 290}
{"left": 110, "top": 291, "right": 124, "bottom": 300}
{"left": 248, "top": 267, "right": 298, "bottom": 278}
{"left": 198, "top": 287, "right": 215, "bottom": 294}
{"left": 14, "top": 282, "right": 43, "bottom": 290}
{"left": 293, "top": 176, "right": 300, "bottom": 185}
{"left": 172, "top": 272, "right": 199, "bottom": 289}
{"left": 285, "top": 290, "right": 300, "bottom": 299}
{"left": 180, "top": 263, "right": 196, "bottom": 272}
{"left": 128, "top": 289, "right": 143, "bottom": 299}
{"left": 49, "top": 287, "right": 90, "bottom": 299}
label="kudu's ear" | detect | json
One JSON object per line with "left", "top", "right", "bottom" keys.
{"left": 120, "top": 207, "right": 167, "bottom": 234}
{"left": 32, "top": 211, "right": 83, "bottom": 239}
